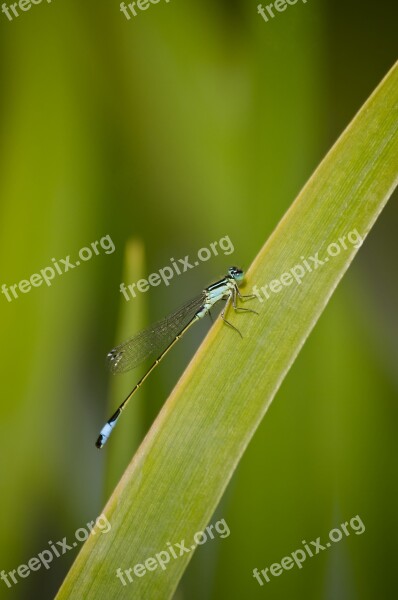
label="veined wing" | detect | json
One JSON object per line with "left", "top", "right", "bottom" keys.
{"left": 107, "top": 292, "right": 206, "bottom": 374}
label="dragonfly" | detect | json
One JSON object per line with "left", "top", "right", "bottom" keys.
{"left": 96, "top": 266, "right": 257, "bottom": 448}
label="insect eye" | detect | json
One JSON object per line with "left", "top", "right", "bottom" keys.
{"left": 228, "top": 266, "right": 244, "bottom": 280}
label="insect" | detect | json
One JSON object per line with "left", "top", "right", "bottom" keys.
{"left": 96, "top": 267, "right": 256, "bottom": 448}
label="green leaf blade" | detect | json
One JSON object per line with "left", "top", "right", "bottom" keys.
{"left": 56, "top": 62, "right": 398, "bottom": 600}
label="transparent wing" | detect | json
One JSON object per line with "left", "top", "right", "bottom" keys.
{"left": 107, "top": 292, "right": 206, "bottom": 374}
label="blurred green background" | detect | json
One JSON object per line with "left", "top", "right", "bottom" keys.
{"left": 0, "top": 0, "right": 397, "bottom": 598}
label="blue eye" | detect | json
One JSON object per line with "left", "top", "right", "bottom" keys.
{"left": 228, "top": 267, "right": 244, "bottom": 281}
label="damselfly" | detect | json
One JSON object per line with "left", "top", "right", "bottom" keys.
{"left": 96, "top": 266, "right": 256, "bottom": 448}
